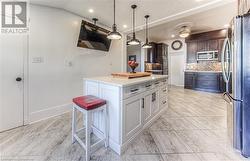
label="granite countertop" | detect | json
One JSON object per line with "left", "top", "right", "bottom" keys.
{"left": 184, "top": 70, "right": 222, "bottom": 73}
{"left": 84, "top": 75, "right": 168, "bottom": 87}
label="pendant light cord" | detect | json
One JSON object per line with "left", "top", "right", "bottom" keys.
{"left": 114, "top": 0, "right": 116, "bottom": 25}
{"left": 132, "top": 6, "right": 136, "bottom": 38}
{"left": 146, "top": 17, "right": 148, "bottom": 42}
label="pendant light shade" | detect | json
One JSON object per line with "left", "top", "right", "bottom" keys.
{"left": 142, "top": 15, "right": 152, "bottom": 49}
{"left": 127, "top": 5, "right": 140, "bottom": 45}
{"left": 107, "top": 0, "right": 122, "bottom": 40}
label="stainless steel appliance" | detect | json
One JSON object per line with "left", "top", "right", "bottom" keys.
{"left": 222, "top": 12, "right": 250, "bottom": 157}
{"left": 197, "top": 51, "right": 219, "bottom": 61}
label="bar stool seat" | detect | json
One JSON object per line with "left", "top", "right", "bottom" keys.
{"left": 72, "top": 95, "right": 108, "bottom": 161}
{"left": 73, "top": 96, "right": 106, "bottom": 110}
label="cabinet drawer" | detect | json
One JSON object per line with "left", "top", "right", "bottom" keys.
{"left": 153, "top": 80, "right": 161, "bottom": 87}
{"left": 143, "top": 82, "right": 153, "bottom": 90}
{"left": 123, "top": 85, "right": 142, "bottom": 99}
{"left": 160, "top": 96, "right": 168, "bottom": 108}
{"left": 196, "top": 73, "right": 218, "bottom": 81}
{"left": 196, "top": 79, "right": 219, "bottom": 89}
{"left": 159, "top": 85, "right": 167, "bottom": 97}
{"left": 161, "top": 78, "right": 168, "bottom": 86}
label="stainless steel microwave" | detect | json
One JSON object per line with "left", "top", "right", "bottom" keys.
{"left": 197, "top": 51, "right": 219, "bottom": 61}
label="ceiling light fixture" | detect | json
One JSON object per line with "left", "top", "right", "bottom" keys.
{"left": 179, "top": 26, "right": 190, "bottom": 38}
{"left": 88, "top": 9, "right": 94, "bottom": 13}
{"left": 171, "top": 34, "right": 175, "bottom": 38}
{"left": 127, "top": 5, "right": 140, "bottom": 45}
{"left": 224, "top": 24, "right": 230, "bottom": 28}
{"left": 142, "top": 15, "right": 152, "bottom": 49}
{"left": 107, "top": 0, "right": 122, "bottom": 40}
{"left": 123, "top": 25, "right": 128, "bottom": 28}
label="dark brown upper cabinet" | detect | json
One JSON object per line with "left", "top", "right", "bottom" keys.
{"left": 146, "top": 42, "right": 168, "bottom": 64}
{"left": 187, "top": 41, "right": 197, "bottom": 63}
{"left": 146, "top": 42, "right": 157, "bottom": 63}
{"left": 185, "top": 30, "right": 226, "bottom": 63}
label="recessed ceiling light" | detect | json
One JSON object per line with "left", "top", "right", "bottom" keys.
{"left": 88, "top": 9, "right": 94, "bottom": 13}
{"left": 224, "top": 24, "right": 230, "bottom": 28}
{"left": 123, "top": 25, "right": 127, "bottom": 28}
{"left": 171, "top": 34, "right": 175, "bottom": 38}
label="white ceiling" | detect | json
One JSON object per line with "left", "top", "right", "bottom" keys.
{"left": 30, "top": 0, "right": 236, "bottom": 33}
{"left": 135, "top": 1, "right": 237, "bottom": 42}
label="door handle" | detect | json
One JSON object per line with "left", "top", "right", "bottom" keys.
{"left": 221, "top": 38, "right": 231, "bottom": 84}
{"left": 16, "top": 77, "right": 22, "bottom": 82}
{"left": 142, "top": 98, "right": 144, "bottom": 108}
{"left": 222, "top": 92, "right": 243, "bottom": 103}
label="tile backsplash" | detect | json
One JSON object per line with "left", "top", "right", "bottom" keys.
{"left": 186, "top": 61, "right": 222, "bottom": 71}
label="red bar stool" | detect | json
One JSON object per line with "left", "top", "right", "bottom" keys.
{"left": 72, "top": 95, "right": 108, "bottom": 161}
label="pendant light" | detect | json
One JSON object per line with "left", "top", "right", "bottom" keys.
{"left": 127, "top": 5, "right": 140, "bottom": 45}
{"left": 107, "top": 0, "right": 122, "bottom": 40}
{"left": 142, "top": 15, "right": 152, "bottom": 49}
{"left": 92, "top": 18, "right": 98, "bottom": 32}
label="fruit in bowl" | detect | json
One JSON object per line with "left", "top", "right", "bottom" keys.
{"left": 128, "top": 61, "right": 139, "bottom": 73}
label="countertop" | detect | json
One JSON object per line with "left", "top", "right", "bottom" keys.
{"left": 145, "top": 70, "right": 163, "bottom": 73}
{"left": 84, "top": 75, "right": 168, "bottom": 87}
{"left": 185, "top": 70, "right": 222, "bottom": 73}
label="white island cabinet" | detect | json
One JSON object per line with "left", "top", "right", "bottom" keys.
{"left": 84, "top": 75, "right": 168, "bottom": 155}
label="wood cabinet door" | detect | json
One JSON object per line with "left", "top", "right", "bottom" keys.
{"left": 197, "top": 41, "right": 207, "bottom": 52}
{"left": 123, "top": 94, "right": 143, "bottom": 142}
{"left": 187, "top": 42, "right": 197, "bottom": 63}
{"left": 185, "top": 72, "right": 195, "bottom": 89}
{"left": 195, "top": 73, "right": 220, "bottom": 92}
{"left": 208, "top": 39, "right": 219, "bottom": 51}
{"left": 143, "top": 91, "right": 152, "bottom": 123}
{"left": 147, "top": 43, "right": 157, "bottom": 63}
{"left": 151, "top": 90, "right": 159, "bottom": 115}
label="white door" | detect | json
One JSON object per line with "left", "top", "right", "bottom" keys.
{"left": 0, "top": 35, "right": 26, "bottom": 132}
{"left": 169, "top": 53, "right": 185, "bottom": 86}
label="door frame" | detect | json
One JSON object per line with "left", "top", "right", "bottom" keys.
{"left": 23, "top": 35, "right": 29, "bottom": 125}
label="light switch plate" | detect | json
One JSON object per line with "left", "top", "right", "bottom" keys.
{"left": 32, "top": 57, "right": 44, "bottom": 63}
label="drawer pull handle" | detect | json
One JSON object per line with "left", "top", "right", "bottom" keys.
{"left": 145, "top": 85, "right": 152, "bottom": 87}
{"left": 163, "top": 89, "right": 167, "bottom": 92}
{"left": 163, "top": 101, "right": 167, "bottom": 104}
{"left": 155, "top": 82, "right": 160, "bottom": 85}
{"left": 130, "top": 89, "right": 139, "bottom": 93}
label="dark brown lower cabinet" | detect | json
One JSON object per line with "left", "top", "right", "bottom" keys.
{"left": 184, "top": 72, "right": 232, "bottom": 93}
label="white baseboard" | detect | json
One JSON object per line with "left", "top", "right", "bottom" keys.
{"left": 29, "top": 103, "right": 72, "bottom": 124}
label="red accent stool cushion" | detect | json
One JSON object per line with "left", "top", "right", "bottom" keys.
{"left": 73, "top": 95, "right": 106, "bottom": 110}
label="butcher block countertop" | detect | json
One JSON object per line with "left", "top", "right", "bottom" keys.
{"left": 84, "top": 75, "right": 168, "bottom": 87}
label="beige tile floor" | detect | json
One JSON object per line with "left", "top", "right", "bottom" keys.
{"left": 0, "top": 86, "right": 248, "bottom": 161}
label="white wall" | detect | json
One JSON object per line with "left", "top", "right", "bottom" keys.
{"left": 27, "top": 5, "right": 124, "bottom": 122}
{"left": 160, "top": 39, "right": 186, "bottom": 86}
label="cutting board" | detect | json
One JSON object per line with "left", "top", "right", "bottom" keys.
{"left": 111, "top": 72, "right": 151, "bottom": 79}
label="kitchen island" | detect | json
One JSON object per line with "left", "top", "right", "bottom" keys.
{"left": 83, "top": 75, "right": 168, "bottom": 155}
